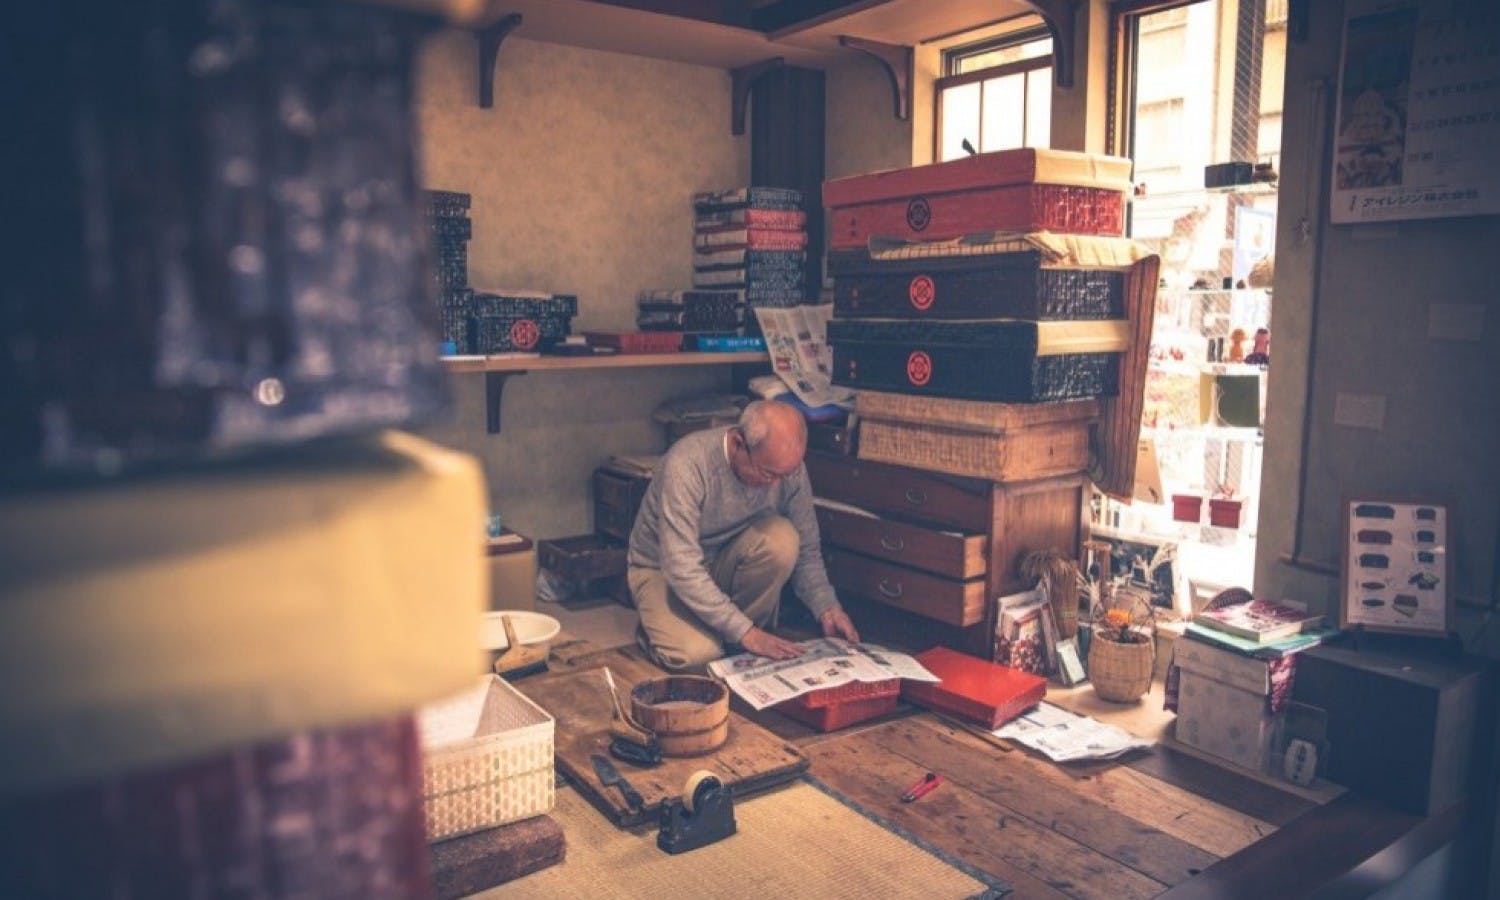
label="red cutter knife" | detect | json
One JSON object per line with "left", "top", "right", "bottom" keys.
{"left": 900, "top": 772, "right": 943, "bottom": 802}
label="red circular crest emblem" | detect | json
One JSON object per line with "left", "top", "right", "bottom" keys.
{"left": 510, "top": 318, "right": 541, "bottom": 350}
{"left": 906, "top": 350, "right": 933, "bottom": 386}
{"left": 908, "top": 275, "right": 936, "bottom": 311}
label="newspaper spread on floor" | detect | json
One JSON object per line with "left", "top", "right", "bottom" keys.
{"left": 992, "top": 701, "right": 1153, "bottom": 762}
{"left": 707, "top": 638, "right": 938, "bottom": 710}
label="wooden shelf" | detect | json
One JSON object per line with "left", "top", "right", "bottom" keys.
{"left": 442, "top": 350, "right": 768, "bottom": 433}
{"left": 442, "top": 350, "right": 765, "bottom": 373}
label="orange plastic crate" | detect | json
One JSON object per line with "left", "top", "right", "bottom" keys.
{"left": 773, "top": 679, "right": 900, "bottom": 732}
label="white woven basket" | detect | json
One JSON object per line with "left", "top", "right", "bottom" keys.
{"left": 417, "top": 676, "right": 554, "bottom": 842}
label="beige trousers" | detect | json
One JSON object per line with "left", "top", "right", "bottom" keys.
{"left": 630, "top": 516, "right": 799, "bottom": 672}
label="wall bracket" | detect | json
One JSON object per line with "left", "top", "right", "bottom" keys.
{"left": 476, "top": 13, "right": 523, "bottom": 109}
{"left": 730, "top": 58, "right": 785, "bottom": 135}
{"left": 838, "top": 36, "right": 912, "bottom": 121}
{"left": 1018, "top": 0, "right": 1077, "bottom": 88}
{"left": 484, "top": 371, "right": 526, "bottom": 433}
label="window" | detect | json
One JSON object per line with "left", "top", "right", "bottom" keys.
{"left": 936, "top": 29, "right": 1053, "bottom": 162}
{"left": 1106, "top": 0, "right": 1287, "bottom": 597}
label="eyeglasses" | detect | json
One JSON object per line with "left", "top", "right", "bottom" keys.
{"left": 738, "top": 432, "right": 799, "bottom": 481}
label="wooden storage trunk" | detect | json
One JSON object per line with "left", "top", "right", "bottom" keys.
{"left": 537, "top": 534, "right": 627, "bottom": 582}
{"left": 592, "top": 466, "right": 650, "bottom": 542}
{"left": 829, "top": 247, "right": 1125, "bottom": 321}
{"left": 829, "top": 319, "right": 1126, "bottom": 403}
{"left": 822, "top": 148, "right": 1132, "bottom": 249}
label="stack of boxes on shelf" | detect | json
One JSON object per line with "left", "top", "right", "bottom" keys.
{"left": 635, "top": 288, "right": 747, "bottom": 351}
{"left": 693, "top": 186, "right": 808, "bottom": 337}
{"left": 427, "top": 189, "right": 474, "bottom": 356}
{"left": 807, "top": 147, "right": 1153, "bottom": 661}
{"left": 630, "top": 186, "right": 807, "bottom": 352}
{"left": 423, "top": 190, "right": 578, "bottom": 356}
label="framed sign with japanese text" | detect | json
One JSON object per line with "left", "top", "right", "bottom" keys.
{"left": 1331, "top": 0, "right": 1500, "bottom": 223}
{"left": 1340, "top": 497, "right": 1453, "bottom": 637}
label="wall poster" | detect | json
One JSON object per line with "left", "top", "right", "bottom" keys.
{"left": 1341, "top": 498, "right": 1452, "bottom": 637}
{"left": 1331, "top": 0, "right": 1500, "bottom": 223}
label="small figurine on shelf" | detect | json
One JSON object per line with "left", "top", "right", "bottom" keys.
{"left": 1245, "top": 328, "right": 1270, "bottom": 366}
{"left": 1227, "top": 328, "right": 1247, "bottom": 363}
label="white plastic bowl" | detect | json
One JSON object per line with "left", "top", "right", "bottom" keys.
{"left": 478, "top": 611, "right": 561, "bottom": 651}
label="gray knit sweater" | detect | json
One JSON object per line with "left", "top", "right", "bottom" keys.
{"left": 627, "top": 428, "right": 840, "bottom": 642}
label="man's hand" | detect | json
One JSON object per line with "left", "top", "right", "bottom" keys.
{"left": 819, "top": 608, "right": 860, "bottom": 643}
{"left": 739, "top": 626, "right": 803, "bottom": 660}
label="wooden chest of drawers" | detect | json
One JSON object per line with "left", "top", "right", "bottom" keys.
{"left": 806, "top": 451, "right": 1085, "bottom": 659}
{"left": 593, "top": 467, "right": 649, "bottom": 542}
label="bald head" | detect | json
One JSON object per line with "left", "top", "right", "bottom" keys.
{"left": 739, "top": 400, "right": 807, "bottom": 453}
{"left": 731, "top": 400, "right": 807, "bottom": 486}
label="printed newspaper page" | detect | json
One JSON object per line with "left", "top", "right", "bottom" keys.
{"left": 992, "top": 702, "right": 1153, "bottom": 762}
{"left": 754, "top": 305, "right": 853, "bottom": 409}
{"left": 707, "top": 638, "right": 937, "bottom": 710}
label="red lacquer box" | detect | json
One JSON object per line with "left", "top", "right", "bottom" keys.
{"left": 822, "top": 148, "right": 1133, "bottom": 248}
{"left": 900, "top": 646, "right": 1047, "bottom": 729}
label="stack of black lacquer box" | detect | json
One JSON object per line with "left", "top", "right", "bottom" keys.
{"left": 425, "top": 189, "right": 473, "bottom": 355}
{"left": 692, "top": 186, "right": 808, "bottom": 332}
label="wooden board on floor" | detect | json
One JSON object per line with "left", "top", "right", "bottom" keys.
{"left": 514, "top": 646, "right": 808, "bottom": 827}
{"left": 806, "top": 715, "right": 1303, "bottom": 899}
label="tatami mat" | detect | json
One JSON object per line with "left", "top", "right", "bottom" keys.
{"left": 484, "top": 780, "right": 1006, "bottom": 899}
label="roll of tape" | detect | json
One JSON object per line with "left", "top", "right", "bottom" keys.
{"left": 682, "top": 769, "right": 720, "bottom": 813}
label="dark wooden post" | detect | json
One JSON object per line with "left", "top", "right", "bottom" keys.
{"left": 749, "top": 67, "right": 826, "bottom": 304}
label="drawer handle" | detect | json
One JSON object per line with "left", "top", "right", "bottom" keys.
{"left": 877, "top": 579, "right": 904, "bottom": 599}
{"left": 879, "top": 535, "right": 905, "bottom": 552}
{"left": 904, "top": 488, "right": 928, "bottom": 506}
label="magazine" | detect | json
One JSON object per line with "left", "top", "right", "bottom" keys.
{"left": 1194, "top": 598, "right": 1325, "bottom": 643}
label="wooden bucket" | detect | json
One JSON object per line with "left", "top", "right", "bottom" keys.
{"left": 630, "top": 676, "right": 730, "bottom": 757}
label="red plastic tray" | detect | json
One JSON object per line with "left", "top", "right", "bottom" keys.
{"left": 773, "top": 679, "right": 901, "bottom": 732}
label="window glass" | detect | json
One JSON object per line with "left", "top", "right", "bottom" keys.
{"left": 980, "top": 73, "right": 1025, "bottom": 152}
{"left": 939, "top": 81, "right": 981, "bottom": 162}
{"left": 1025, "top": 68, "right": 1052, "bottom": 148}
{"left": 938, "top": 30, "right": 1054, "bottom": 161}
{"left": 953, "top": 36, "right": 1052, "bottom": 74}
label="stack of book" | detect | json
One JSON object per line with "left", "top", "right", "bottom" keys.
{"left": 424, "top": 189, "right": 473, "bottom": 354}
{"left": 1168, "top": 597, "right": 1334, "bottom": 774}
{"left": 692, "top": 186, "right": 808, "bottom": 327}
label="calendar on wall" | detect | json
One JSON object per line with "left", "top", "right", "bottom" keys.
{"left": 1331, "top": 0, "right": 1500, "bottom": 223}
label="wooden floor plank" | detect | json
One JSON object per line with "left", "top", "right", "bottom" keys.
{"left": 811, "top": 732, "right": 1169, "bottom": 900}
{"left": 859, "top": 717, "right": 1221, "bottom": 886}
{"left": 1126, "top": 744, "right": 1315, "bottom": 827}
{"left": 912, "top": 716, "right": 1280, "bottom": 859}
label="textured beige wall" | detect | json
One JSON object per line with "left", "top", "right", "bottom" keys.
{"left": 825, "top": 59, "right": 916, "bottom": 180}
{"left": 413, "top": 32, "right": 749, "bottom": 538}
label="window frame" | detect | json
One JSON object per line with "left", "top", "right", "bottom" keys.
{"left": 934, "top": 25, "right": 1054, "bottom": 161}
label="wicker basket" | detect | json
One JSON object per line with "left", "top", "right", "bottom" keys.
{"left": 1087, "top": 626, "right": 1155, "bottom": 703}
{"left": 855, "top": 390, "right": 1100, "bottom": 434}
{"left": 858, "top": 419, "right": 1092, "bottom": 482}
{"left": 417, "top": 676, "right": 555, "bottom": 842}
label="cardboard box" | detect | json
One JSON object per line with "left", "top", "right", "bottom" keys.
{"left": 1172, "top": 637, "right": 1275, "bottom": 695}
{"left": 1174, "top": 668, "right": 1281, "bottom": 772}
{"left": 488, "top": 536, "right": 537, "bottom": 611}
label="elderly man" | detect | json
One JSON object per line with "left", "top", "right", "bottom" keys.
{"left": 627, "top": 399, "right": 860, "bottom": 671}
